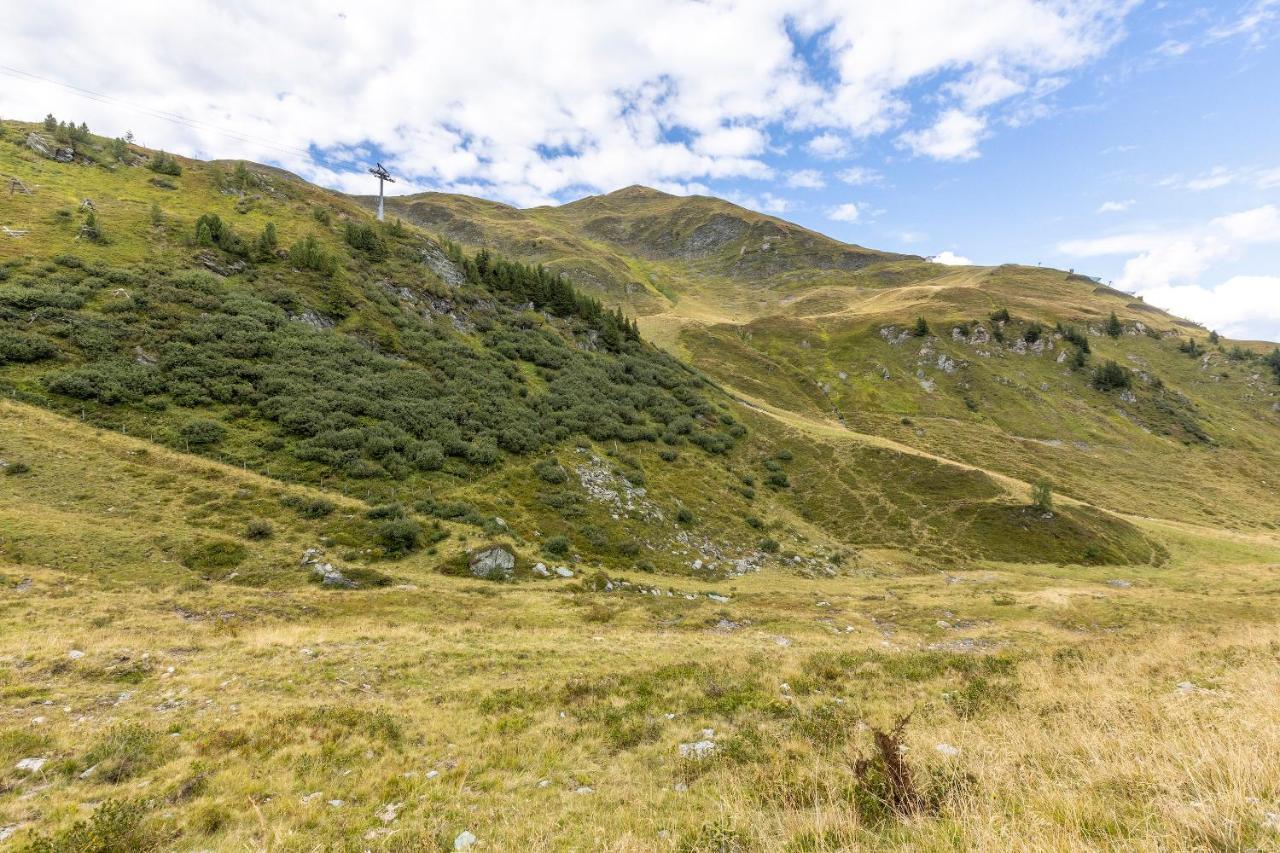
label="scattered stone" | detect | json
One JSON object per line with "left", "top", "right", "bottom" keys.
{"left": 301, "top": 791, "right": 323, "bottom": 804}
{"left": 673, "top": 782, "right": 688, "bottom": 793}
{"left": 1107, "top": 579, "right": 1132, "bottom": 589}
{"left": 376, "top": 802, "right": 403, "bottom": 823}
{"left": 537, "top": 779, "right": 551, "bottom": 788}
{"left": 774, "top": 636, "right": 792, "bottom": 647}
{"left": 426, "top": 770, "right": 440, "bottom": 780}
{"left": 707, "top": 593, "right": 730, "bottom": 603}
{"left": 312, "top": 562, "right": 354, "bottom": 588}
{"left": 15, "top": 758, "right": 46, "bottom": 773}
{"left": 553, "top": 566, "right": 574, "bottom": 578}
{"left": 67, "top": 650, "right": 85, "bottom": 660}
{"left": 935, "top": 743, "right": 961, "bottom": 757}
{"left": 532, "top": 562, "right": 550, "bottom": 578}
{"left": 678, "top": 739, "right": 716, "bottom": 759}
{"left": 454, "top": 829, "right": 478, "bottom": 850}
{"left": 327, "top": 799, "right": 344, "bottom": 808}
{"left": 1263, "top": 811, "right": 1280, "bottom": 832}
{"left": 574, "top": 785, "right": 593, "bottom": 794}
{"left": 79, "top": 764, "right": 97, "bottom": 779}
{"left": 469, "top": 546, "right": 515, "bottom": 581}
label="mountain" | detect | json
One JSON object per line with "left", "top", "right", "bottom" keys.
{"left": 4, "top": 117, "right": 1280, "bottom": 850}
{"left": 373, "top": 187, "right": 1280, "bottom": 534}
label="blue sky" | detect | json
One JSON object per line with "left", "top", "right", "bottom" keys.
{"left": 6, "top": 1, "right": 1280, "bottom": 339}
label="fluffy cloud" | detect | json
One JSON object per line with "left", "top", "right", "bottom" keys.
{"left": 804, "top": 132, "right": 851, "bottom": 159}
{"left": 1097, "top": 199, "right": 1134, "bottom": 213}
{"left": 930, "top": 251, "right": 973, "bottom": 265}
{"left": 836, "top": 166, "right": 883, "bottom": 186}
{"left": 827, "top": 203, "right": 861, "bottom": 223}
{"left": 785, "top": 169, "right": 826, "bottom": 189}
{"left": 3, "top": 1, "right": 1132, "bottom": 204}
{"left": 898, "top": 110, "right": 987, "bottom": 161}
{"left": 1058, "top": 205, "right": 1280, "bottom": 339}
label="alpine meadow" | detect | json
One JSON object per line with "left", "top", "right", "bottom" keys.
{"left": 2, "top": 4, "right": 1280, "bottom": 850}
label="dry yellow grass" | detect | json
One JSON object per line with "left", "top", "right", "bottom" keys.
{"left": 3, "top": 399, "right": 1280, "bottom": 850}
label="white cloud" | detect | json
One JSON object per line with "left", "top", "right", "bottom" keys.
{"left": 1058, "top": 205, "right": 1280, "bottom": 339}
{"left": 898, "top": 110, "right": 987, "bottom": 161}
{"left": 2, "top": 1, "right": 1133, "bottom": 204}
{"left": 1097, "top": 199, "right": 1134, "bottom": 213}
{"left": 836, "top": 165, "right": 883, "bottom": 186}
{"left": 725, "top": 190, "right": 791, "bottom": 215}
{"left": 931, "top": 251, "right": 973, "bottom": 265}
{"left": 1161, "top": 164, "right": 1280, "bottom": 192}
{"left": 827, "top": 203, "right": 861, "bottom": 223}
{"left": 1139, "top": 276, "right": 1280, "bottom": 340}
{"left": 804, "top": 132, "right": 851, "bottom": 159}
{"left": 785, "top": 169, "right": 826, "bottom": 189}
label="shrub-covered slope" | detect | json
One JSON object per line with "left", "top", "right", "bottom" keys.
{"left": 370, "top": 183, "right": 1280, "bottom": 534}
{"left": 1, "top": 117, "right": 1168, "bottom": 575}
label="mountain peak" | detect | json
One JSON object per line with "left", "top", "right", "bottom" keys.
{"left": 601, "top": 184, "right": 673, "bottom": 200}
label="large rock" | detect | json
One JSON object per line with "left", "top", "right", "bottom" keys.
{"left": 469, "top": 546, "right": 515, "bottom": 581}
{"left": 26, "top": 133, "right": 73, "bottom": 163}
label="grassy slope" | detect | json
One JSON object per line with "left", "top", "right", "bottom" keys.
{"left": 3, "top": 395, "right": 1280, "bottom": 849}
{"left": 1, "top": 119, "right": 1278, "bottom": 848}
{"left": 375, "top": 188, "right": 1280, "bottom": 534}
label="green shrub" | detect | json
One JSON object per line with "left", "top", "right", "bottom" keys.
{"left": 148, "top": 150, "right": 182, "bottom": 176}
{"left": 990, "top": 307, "right": 1010, "bottom": 323}
{"left": 1031, "top": 479, "right": 1053, "bottom": 513}
{"left": 544, "top": 535, "right": 570, "bottom": 557}
{"left": 5, "top": 461, "right": 31, "bottom": 476}
{"left": 82, "top": 723, "right": 167, "bottom": 783}
{"left": 759, "top": 538, "right": 780, "bottom": 553}
{"left": 534, "top": 457, "right": 569, "bottom": 484}
{"left": 913, "top": 316, "right": 929, "bottom": 337}
{"left": 377, "top": 517, "right": 422, "bottom": 555}
{"left": 26, "top": 798, "right": 160, "bottom": 853}
{"left": 676, "top": 507, "right": 694, "bottom": 524}
{"left": 1091, "top": 360, "right": 1131, "bottom": 391}
{"left": 179, "top": 418, "right": 226, "bottom": 446}
{"left": 181, "top": 539, "right": 246, "bottom": 571}
{"left": 0, "top": 331, "right": 58, "bottom": 364}
{"left": 243, "top": 519, "right": 274, "bottom": 540}
{"left": 344, "top": 221, "right": 387, "bottom": 258}
{"left": 288, "top": 235, "right": 339, "bottom": 275}
{"left": 367, "top": 502, "right": 406, "bottom": 519}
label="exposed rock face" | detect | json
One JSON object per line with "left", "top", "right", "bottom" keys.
{"left": 26, "top": 133, "right": 73, "bottom": 163}
{"left": 289, "top": 309, "right": 336, "bottom": 330}
{"left": 421, "top": 244, "right": 466, "bottom": 286}
{"left": 469, "top": 546, "right": 515, "bottom": 580}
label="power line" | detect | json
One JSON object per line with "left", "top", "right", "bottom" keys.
{"left": 0, "top": 64, "right": 314, "bottom": 159}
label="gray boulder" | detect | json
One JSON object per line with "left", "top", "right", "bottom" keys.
{"left": 469, "top": 546, "right": 515, "bottom": 580}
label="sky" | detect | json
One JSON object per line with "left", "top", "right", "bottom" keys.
{"left": 4, "top": 0, "right": 1280, "bottom": 341}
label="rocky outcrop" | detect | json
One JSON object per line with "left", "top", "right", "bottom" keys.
{"left": 468, "top": 546, "right": 515, "bottom": 581}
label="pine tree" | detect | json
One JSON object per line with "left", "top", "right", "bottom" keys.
{"left": 1105, "top": 311, "right": 1122, "bottom": 338}
{"left": 913, "top": 316, "right": 930, "bottom": 337}
{"left": 43, "top": 113, "right": 57, "bottom": 132}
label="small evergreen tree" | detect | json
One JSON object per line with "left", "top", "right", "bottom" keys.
{"left": 990, "top": 307, "right": 1010, "bottom": 323}
{"left": 79, "top": 211, "right": 106, "bottom": 244}
{"left": 43, "top": 113, "right": 57, "bottom": 132}
{"left": 1105, "top": 311, "right": 1123, "bottom": 338}
{"left": 255, "top": 222, "right": 278, "bottom": 261}
{"left": 1091, "top": 359, "right": 1131, "bottom": 391}
{"left": 1208, "top": 330, "right": 1220, "bottom": 345}
{"left": 148, "top": 151, "right": 182, "bottom": 176}
{"left": 1031, "top": 479, "right": 1053, "bottom": 513}
{"left": 913, "top": 316, "right": 930, "bottom": 337}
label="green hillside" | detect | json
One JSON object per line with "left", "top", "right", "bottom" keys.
{"left": 3, "top": 116, "right": 1280, "bottom": 850}
{"left": 377, "top": 186, "right": 1280, "bottom": 534}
